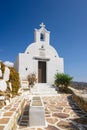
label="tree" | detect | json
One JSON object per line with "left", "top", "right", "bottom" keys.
{"left": 54, "top": 73, "right": 73, "bottom": 92}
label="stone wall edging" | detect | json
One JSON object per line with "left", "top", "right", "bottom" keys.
{"left": 0, "top": 95, "right": 25, "bottom": 130}
{"left": 69, "top": 87, "right": 87, "bottom": 113}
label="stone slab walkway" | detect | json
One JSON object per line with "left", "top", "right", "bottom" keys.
{"left": 17, "top": 94, "right": 87, "bottom": 130}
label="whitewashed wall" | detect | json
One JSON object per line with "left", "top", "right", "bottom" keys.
{"left": 3, "top": 66, "right": 10, "bottom": 81}
{"left": 0, "top": 66, "right": 10, "bottom": 91}
{"left": 14, "top": 24, "right": 64, "bottom": 87}
{"left": 15, "top": 42, "right": 64, "bottom": 85}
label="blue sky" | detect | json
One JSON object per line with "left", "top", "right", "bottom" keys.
{"left": 0, "top": 0, "right": 87, "bottom": 82}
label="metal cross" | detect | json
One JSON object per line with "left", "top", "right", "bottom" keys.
{"left": 40, "top": 22, "right": 45, "bottom": 28}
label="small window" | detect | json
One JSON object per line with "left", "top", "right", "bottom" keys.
{"left": 25, "top": 68, "right": 28, "bottom": 71}
{"left": 40, "top": 33, "right": 44, "bottom": 41}
{"left": 41, "top": 45, "right": 44, "bottom": 48}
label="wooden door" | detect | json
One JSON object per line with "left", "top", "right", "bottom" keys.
{"left": 38, "top": 61, "right": 46, "bottom": 83}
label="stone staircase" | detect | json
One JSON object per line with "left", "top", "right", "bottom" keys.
{"left": 31, "top": 83, "right": 58, "bottom": 96}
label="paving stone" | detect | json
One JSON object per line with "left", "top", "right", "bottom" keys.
{"left": 48, "top": 106, "right": 58, "bottom": 111}
{"left": 4, "top": 106, "right": 11, "bottom": 110}
{"left": 28, "top": 128, "right": 36, "bottom": 130}
{"left": 17, "top": 93, "right": 87, "bottom": 130}
{"left": 45, "top": 125, "right": 60, "bottom": 130}
{"left": 49, "top": 101, "right": 57, "bottom": 105}
{"left": 57, "top": 120, "right": 79, "bottom": 130}
{"left": 37, "top": 128, "right": 43, "bottom": 130}
{"left": 3, "top": 111, "right": 13, "bottom": 116}
{"left": 0, "top": 118, "right": 10, "bottom": 124}
{"left": 19, "top": 125, "right": 26, "bottom": 129}
{"left": 0, "top": 126, "right": 5, "bottom": 130}
{"left": 52, "top": 112, "right": 69, "bottom": 118}
{"left": 65, "top": 106, "right": 72, "bottom": 109}
{"left": 56, "top": 106, "right": 63, "bottom": 110}
{"left": 45, "top": 111, "right": 51, "bottom": 115}
{"left": 10, "top": 108, "right": 16, "bottom": 111}
{"left": 46, "top": 117, "right": 58, "bottom": 124}
{"left": 43, "top": 101, "right": 47, "bottom": 105}
{"left": 56, "top": 102, "right": 67, "bottom": 107}
{"left": 33, "top": 96, "right": 40, "bottom": 100}
{"left": 63, "top": 108, "right": 71, "bottom": 113}
{"left": 45, "top": 114, "right": 51, "bottom": 117}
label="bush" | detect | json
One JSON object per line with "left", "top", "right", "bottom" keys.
{"left": 28, "top": 73, "right": 37, "bottom": 86}
{"left": 0, "top": 62, "right": 5, "bottom": 79}
{"left": 54, "top": 73, "right": 73, "bottom": 93}
{"left": 9, "top": 67, "right": 20, "bottom": 96}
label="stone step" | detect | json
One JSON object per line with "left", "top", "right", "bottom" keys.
{"left": 32, "top": 90, "right": 57, "bottom": 93}
{"left": 32, "top": 94, "right": 58, "bottom": 96}
{"left": 32, "top": 90, "right": 56, "bottom": 93}
{"left": 31, "top": 83, "right": 58, "bottom": 96}
{"left": 32, "top": 89, "right": 57, "bottom": 92}
{"left": 32, "top": 88, "right": 56, "bottom": 92}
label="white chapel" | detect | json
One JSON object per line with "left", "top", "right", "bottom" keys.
{"left": 14, "top": 23, "right": 64, "bottom": 87}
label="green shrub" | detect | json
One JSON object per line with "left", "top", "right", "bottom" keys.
{"left": 54, "top": 73, "right": 73, "bottom": 93}
{"left": 9, "top": 67, "right": 20, "bottom": 96}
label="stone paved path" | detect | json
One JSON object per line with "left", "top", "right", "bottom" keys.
{"left": 17, "top": 94, "right": 87, "bottom": 130}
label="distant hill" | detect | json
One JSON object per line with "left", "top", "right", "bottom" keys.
{"left": 70, "top": 81, "right": 87, "bottom": 90}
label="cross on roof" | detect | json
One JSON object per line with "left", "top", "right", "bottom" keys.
{"left": 40, "top": 22, "right": 45, "bottom": 28}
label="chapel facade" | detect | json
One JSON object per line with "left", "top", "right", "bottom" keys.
{"left": 14, "top": 23, "right": 64, "bottom": 87}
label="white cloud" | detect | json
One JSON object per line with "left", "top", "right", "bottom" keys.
{"left": 4, "top": 61, "right": 14, "bottom": 67}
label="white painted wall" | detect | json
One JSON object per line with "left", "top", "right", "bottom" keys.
{"left": 34, "top": 25, "right": 50, "bottom": 44}
{"left": 0, "top": 66, "right": 10, "bottom": 91}
{"left": 15, "top": 42, "right": 64, "bottom": 86}
{"left": 14, "top": 23, "right": 64, "bottom": 87}
{"left": 0, "top": 79, "right": 7, "bottom": 91}
{"left": 3, "top": 66, "right": 10, "bottom": 81}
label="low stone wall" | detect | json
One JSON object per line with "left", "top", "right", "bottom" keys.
{"left": 70, "top": 87, "right": 87, "bottom": 112}
{"left": 29, "top": 96, "right": 46, "bottom": 127}
{"left": 0, "top": 95, "right": 25, "bottom": 130}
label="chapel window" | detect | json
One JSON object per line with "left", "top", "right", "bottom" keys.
{"left": 40, "top": 33, "right": 45, "bottom": 41}
{"left": 25, "top": 68, "right": 28, "bottom": 71}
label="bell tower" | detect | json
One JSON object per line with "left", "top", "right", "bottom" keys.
{"left": 34, "top": 22, "right": 50, "bottom": 45}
